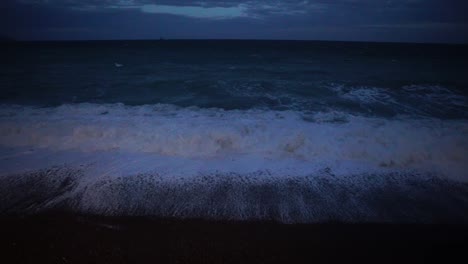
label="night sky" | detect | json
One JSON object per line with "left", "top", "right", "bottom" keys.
{"left": 2, "top": 0, "right": 468, "bottom": 43}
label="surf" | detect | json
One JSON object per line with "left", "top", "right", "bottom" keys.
{"left": 0, "top": 103, "right": 466, "bottom": 181}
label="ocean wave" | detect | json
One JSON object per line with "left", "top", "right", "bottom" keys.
{"left": 402, "top": 84, "right": 468, "bottom": 107}
{"left": 328, "top": 84, "right": 467, "bottom": 118}
{"left": 331, "top": 85, "right": 395, "bottom": 105}
{"left": 1, "top": 103, "right": 467, "bottom": 181}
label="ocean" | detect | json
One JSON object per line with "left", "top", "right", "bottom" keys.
{"left": 1, "top": 40, "right": 468, "bottom": 223}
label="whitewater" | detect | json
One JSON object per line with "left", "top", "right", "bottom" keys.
{"left": 1, "top": 103, "right": 467, "bottom": 223}
{"left": 1, "top": 40, "right": 467, "bottom": 223}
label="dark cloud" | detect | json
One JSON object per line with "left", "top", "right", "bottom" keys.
{"left": 2, "top": 0, "right": 468, "bottom": 42}
{"left": 14, "top": 0, "right": 468, "bottom": 24}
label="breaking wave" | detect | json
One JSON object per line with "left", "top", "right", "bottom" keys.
{"left": 0, "top": 103, "right": 467, "bottom": 181}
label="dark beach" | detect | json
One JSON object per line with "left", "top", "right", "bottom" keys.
{"left": 1, "top": 212, "right": 467, "bottom": 264}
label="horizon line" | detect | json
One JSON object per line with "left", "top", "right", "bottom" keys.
{"left": 2, "top": 38, "right": 467, "bottom": 46}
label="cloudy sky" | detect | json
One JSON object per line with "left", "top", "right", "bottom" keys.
{"left": 2, "top": 0, "right": 468, "bottom": 43}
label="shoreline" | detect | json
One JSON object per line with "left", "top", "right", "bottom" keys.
{"left": 1, "top": 212, "right": 467, "bottom": 263}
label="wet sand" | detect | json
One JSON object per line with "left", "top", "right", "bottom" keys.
{"left": 1, "top": 212, "right": 467, "bottom": 264}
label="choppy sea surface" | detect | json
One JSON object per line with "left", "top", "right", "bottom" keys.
{"left": 1, "top": 40, "right": 467, "bottom": 223}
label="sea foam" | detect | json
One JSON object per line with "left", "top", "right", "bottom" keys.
{"left": 0, "top": 103, "right": 466, "bottom": 181}
{"left": 1, "top": 103, "right": 468, "bottom": 222}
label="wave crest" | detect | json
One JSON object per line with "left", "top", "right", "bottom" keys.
{"left": 1, "top": 103, "right": 467, "bottom": 180}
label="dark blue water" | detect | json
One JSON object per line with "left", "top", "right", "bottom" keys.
{"left": 2, "top": 40, "right": 467, "bottom": 119}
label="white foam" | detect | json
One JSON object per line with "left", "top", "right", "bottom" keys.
{"left": 340, "top": 86, "right": 394, "bottom": 104}
{"left": 0, "top": 103, "right": 467, "bottom": 181}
